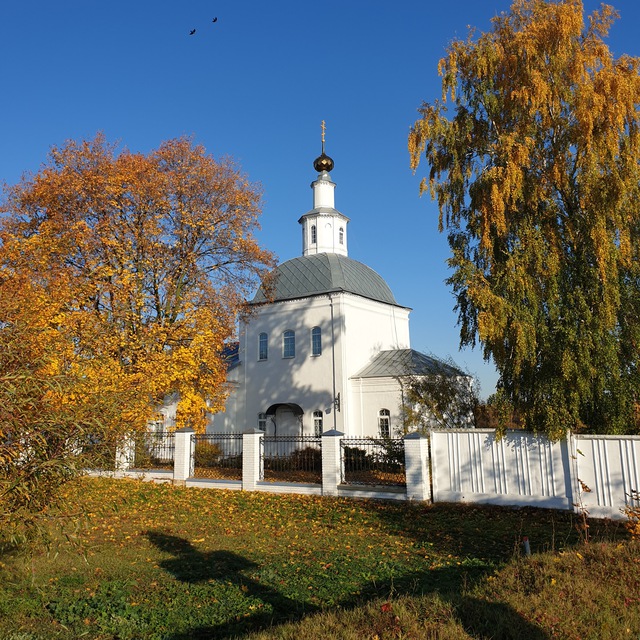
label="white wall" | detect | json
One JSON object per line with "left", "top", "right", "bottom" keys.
{"left": 430, "top": 429, "right": 640, "bottom": 519}
{"left": 115, "top": 428, "right": 639, "bottom": 519}
{"left": 574, "top": 434, "right": 640, "bottom": 519}
{"left": 219, "top": 291, "right": 411, "bottom": 436}
{"left": 207, "top": 378, "right": 239, "bottom": 432}
{"left": 239, "top": 295, "right": 338, "bottom": 434}
{"left": 349, "top": 377, "right": 405, "bottom": 438}
{"left": 339, "top": 294, "right": 410, "bottom": 435}
{"left": 431, "top": 429, "right": 574, "bottom": 510}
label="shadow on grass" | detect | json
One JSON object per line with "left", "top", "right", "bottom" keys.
{"left": 145, "top": 531, "right": 319, "bottom": 639}
{"left": 345, "top": 562, "right": 550, "bottom": 640}
{"left": 455, "top": 595, "right": 549, "bottom": 640}
{"left": 348, "top": 499, "right": 624, "bottom": 561}
{"left": 146, "top": 528, "right": 549, "bottom": 640}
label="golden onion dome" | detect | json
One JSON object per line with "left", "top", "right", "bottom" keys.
{"left": 313, "top": 152, "right": 334, "bottom": 173}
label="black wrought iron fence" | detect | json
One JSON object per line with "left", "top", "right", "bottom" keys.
{"left": 341, "top": 437, "right": 406, "bottom": 487}
{"left": 133, "top": 432, "right": 175, "bottom": 470}
{"left": 262, "top": 435, "right": 322, "bottom": 483}
{"left": 193, "top": 434, "right": 243, "bottom": 480}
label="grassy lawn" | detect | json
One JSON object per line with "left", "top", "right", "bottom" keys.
{"left": 0, "top": 477, "right": 638, "bottom": 639}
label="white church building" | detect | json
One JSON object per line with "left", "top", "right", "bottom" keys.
{"left": 203, "top": 140, "right": 463, "bottom": 438}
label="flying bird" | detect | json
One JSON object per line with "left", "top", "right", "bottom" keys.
{"left": 212, "top": 17, "right": 218, "bottom": 23}
{"left": 189, "top": 28, "right": 196, "bottom": 35}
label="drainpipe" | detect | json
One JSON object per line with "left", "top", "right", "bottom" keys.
{"left": 399, "top": 377, "right": 407, "bottom": 435}
{"left": 330, "top": 294, "right": 337, "bottom": 430}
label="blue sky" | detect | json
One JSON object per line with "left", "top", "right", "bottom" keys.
{"left": 2, "top": 0, "right": 639, "bottom": 399}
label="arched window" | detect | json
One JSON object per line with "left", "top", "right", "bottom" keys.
{"left": 378, "top": 409, "right": 391, "bottom": 438}
{"left": 313, "top": 410, "right": 323, "bottom": 437}
{"left": 311, "top": 224, "right": 317, "bottom": 244}
{"left": 311, "top": 326, "right": 322, "bottom": 356}
{"left": 339, "top": 227, "right": 344, "bottom": 244}
{"left": 258, "top": 332, "right": 268, "bottom": 361}
{"left": 283, "top": 330, "right": 295, "bottom": 358}
{"left": 258, "top": 413, "right": 267, "bottom": 431}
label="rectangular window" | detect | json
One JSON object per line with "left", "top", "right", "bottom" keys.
{"left": 258, "top": 413, "right": 267, "bottom": 431}
{"left": 283, "top": 330, "right": 295, "bottom": 358}
{"left": 313, "top": 410, "right": 323, "bottom": 437}
{"left": 258, "top": 332, "right": 268, "bottom": 360}
{"left": 311, "top": 326, "right": 322, "bottom": 356}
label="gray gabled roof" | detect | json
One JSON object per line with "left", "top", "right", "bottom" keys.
{"left": 252, "top": 253, "right": 401, "bottom": 306}
{"left": 352, "top": 349, "right": 465, "bottom": 379}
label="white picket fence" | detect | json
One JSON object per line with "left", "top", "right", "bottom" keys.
{"left": 430, "top": 429, "right": 640, "bottom": 519}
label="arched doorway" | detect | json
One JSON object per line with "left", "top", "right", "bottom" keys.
{"left": 265, "top": 403, "right": 304, "bottom": 436}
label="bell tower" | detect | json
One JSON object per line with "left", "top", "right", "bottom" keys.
{"left": 299, "top": 121, "right": 349, "bottom": 257}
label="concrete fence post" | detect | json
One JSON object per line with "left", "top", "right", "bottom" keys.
{"left": 404, "top": 432, "right": 431, "bottom": 502}
{"left": 242, "top": 429, "right": 264, "bottom": 491}
{"left": 322, "top": 430, "right": 344, "bottom": 496}
{"left": 173, "top": 427, "right": 195, "bottom": 485}
{"left": 115, "top": 436, "right": 135, "bottom": 472}
{"left": 565, "top": 428, "right": 580, "bottom": 513}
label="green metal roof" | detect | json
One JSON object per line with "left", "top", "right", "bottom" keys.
{"left": 352, "top": 349, "right": 464, "bottom": 379}
{"left": 252, "top": 253, "right": 400, "bottom": 306}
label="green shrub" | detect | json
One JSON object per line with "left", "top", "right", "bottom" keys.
{"left": 288, "top": 446, "right": 321, "bottom": 471}
{"left": 343, "top": 446, "right": 369, "bottom": 472}
{"left": 377, "top": 437, "right": 405, "bottom": 471}
{"left": 194, "top": 441, "right": 223, "bottom": 468}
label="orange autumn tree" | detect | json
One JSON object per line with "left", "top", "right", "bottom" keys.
{"left": 1, "top": 134, "right": 274, "bottom": 435}
{"left": 1, "top": 135, "right": 274, "bottom": 529}
{"left": 0, "top": 271, "right": 136, "bottom": 532}
{"left": 409, "top": 0, "right": 640, "bottom": 438}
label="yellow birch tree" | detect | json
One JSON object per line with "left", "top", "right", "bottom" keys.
{"left": 409, "top": 0, "right": 640, "bottom": 438}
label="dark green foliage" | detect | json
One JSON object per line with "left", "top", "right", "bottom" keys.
{"left": 400, "top": 362, "right": 479, "bottom": 432}
{"left": 286, "top": 446, "right": 322, "bottom": 472}
{"left": 376, "top": 437, "right": 405, "bottom": 471}
{"left": 343, "top": 446, "right": 369, "bottom": 472}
